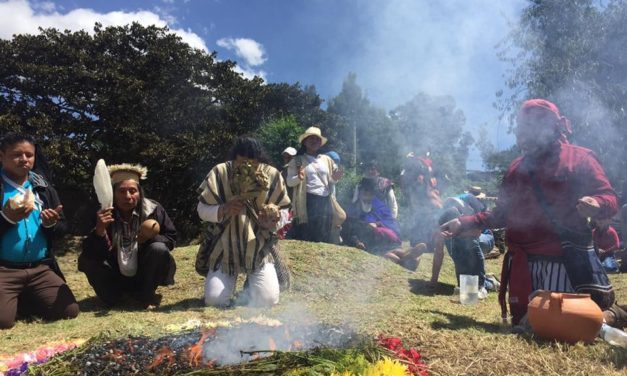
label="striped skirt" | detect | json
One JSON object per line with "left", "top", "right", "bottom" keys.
{"left": 528, "top": 257, "right": 574, "bottom": 293}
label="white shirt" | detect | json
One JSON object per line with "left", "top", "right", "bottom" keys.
{"left": 304, "top": 155, "right": 330, "bottom": 196}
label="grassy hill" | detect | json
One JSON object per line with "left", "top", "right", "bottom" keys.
{"left": 1, "top": 240, "right": 627, "bottom": 375}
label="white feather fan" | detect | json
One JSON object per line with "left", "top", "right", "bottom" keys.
{"left": 93, "top": 159, "right": 113, "bottom": 209}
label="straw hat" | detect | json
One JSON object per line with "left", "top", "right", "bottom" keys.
{"left": 298, "top": 126, "right": 327, "bottom": 146}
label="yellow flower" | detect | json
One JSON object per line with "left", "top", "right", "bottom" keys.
{"left": 361, "top": 357, "right": 408, "bottom": 376}
{"left": 331, "top": 372, "right": 355, "bottom": 376}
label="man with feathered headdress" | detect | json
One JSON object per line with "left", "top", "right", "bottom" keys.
{"left": 79, "top": 163, "right": 177, "bottom": 309}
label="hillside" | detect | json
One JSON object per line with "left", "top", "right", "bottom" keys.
{"left": 1, "top": 240, "right": 626, "bottom": 375}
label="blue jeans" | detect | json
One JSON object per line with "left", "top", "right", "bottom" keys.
{"left": 445, "top": 237, "right": 486, "bottom": 288}
{"left": 478, "top": 231, "right": 495, "bottom": 254}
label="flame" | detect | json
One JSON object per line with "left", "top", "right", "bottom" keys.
{"left": 104, "top": 348, "right": 125, "bottom": 364}
{"left": 147, "top": 347, "right": 175, "bottom": 370}
{"left": 186, "top": 327, "right": 216, "bottom": 368}
{"left": 291, "top": 340, "right": 303, "bottom": 350}
{"left": 268, "top": 336, "right": 277, "bottom": 352}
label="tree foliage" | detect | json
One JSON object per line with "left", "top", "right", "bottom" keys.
{"left": 0, "top": 23, "right": 320, "bottom": 239}
{"left": 390, "top": 93, "right": 473, "bottom": 184}
{"left": 326, "top": 73, "right": 401, "bottom": 177}
{"left": 496, "top": 0, "right": 627, "bottom": 190}
{"left": 255, "top": 115, "right": 303, "bottom": 166}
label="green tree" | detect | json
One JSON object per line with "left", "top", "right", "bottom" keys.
{"left": 390, "top": 92, "right": 472, "bottom": 184}
{"left": 496, "top": 0, "right": 627, "bottom": 189}
{"left": 326, "top": 73, "right": 401, "bottom": 177}
{"left": 0, "top": 23, "right": 268, "bottom": 239}
{"left": 255, "top": 115, "right": 303, "bottom": 167}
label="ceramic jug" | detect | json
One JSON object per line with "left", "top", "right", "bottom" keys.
{"left": 527, "top": 290, "right": 603, "bottom": 344}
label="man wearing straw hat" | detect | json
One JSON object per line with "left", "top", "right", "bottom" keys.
{"left": 79, "top": 163, "right": 177, "bottom": 309}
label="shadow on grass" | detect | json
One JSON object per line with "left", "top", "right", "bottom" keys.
{"left": 423, "top": 309, "right": 503, "bottom": 333}
{"left": 156, "top": 298, "right": 205, "bottom": 312}
{"left": 408, "top": 278, "right": 456, "bottom": 297}
{"left": 78, "top": 296, "right": 112, "bottom": 316}
{"left": 78, "top": 295, "right": 204, "bottom": 315}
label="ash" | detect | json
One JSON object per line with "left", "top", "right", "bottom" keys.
{"left": 65, "top": 323, "right": 354, "bottom": 375}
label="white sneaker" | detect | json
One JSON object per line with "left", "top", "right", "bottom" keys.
{"left": 478, "top": 287, "right": 488, "bottom": 300}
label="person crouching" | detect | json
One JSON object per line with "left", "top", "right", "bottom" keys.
{"left": 79, "top": 164, "right": 177, "bottom": 309}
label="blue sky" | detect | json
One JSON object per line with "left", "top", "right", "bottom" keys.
{"left": 0, "top": 0, "right": 526, "bottom": 169}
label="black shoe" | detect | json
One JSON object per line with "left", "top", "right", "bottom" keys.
{"left": 604, "top": 303, "right": 627, "bottom": 329}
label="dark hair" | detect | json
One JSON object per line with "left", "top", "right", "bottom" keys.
{"left": 359, "top": 177, "right": 377, "bottom": 194}
{"left": 365, "top": 160, "right": 378, "bottom": 171}
{"left": 296, "top": 144, "right": 307, "bottom": 156}
{"left": 0, "top": 133, "right": 35, "bottom": 151}
{"left": 0, "top": 133, "right": 54, "bottom": 180}
{"left": 227, "top": 136, "right": 270, "bottom": 164}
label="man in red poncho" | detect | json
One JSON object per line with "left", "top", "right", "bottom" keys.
{"left": 441, "top": 99, "right": 624, "bottom": 327}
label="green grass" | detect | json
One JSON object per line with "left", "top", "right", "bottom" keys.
{"left": 2, "top": 240, "right": 627, "bottom": 375}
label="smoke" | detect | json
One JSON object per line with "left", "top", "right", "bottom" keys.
{"left": 324, "top": 0, "right": 524, "bottom": 169}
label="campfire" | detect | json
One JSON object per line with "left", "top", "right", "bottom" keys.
{"left": 59, "top": 320, "right": 357, "bottom": 375}
{"left": 17, "top": 317, "right": 427, "bottom": 375}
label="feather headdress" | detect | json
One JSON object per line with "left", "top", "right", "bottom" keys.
{"left": 108, "top": 163, "right": 148, "bottom": 185}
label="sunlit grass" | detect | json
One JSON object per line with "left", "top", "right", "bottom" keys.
{"left": 2, "top": 239, "right": 626, "bottom": 375}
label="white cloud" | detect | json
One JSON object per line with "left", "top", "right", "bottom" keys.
{"left": 233, "top": 65, "right": 266, "bottom": 81}
{"left": 0, "top": 0, "right": 207, "bottom": 51}
{"left": 33, "top": 1, "right": 56, "bottom": 12}
{"left": 216, "top": 37, "right": 267, "bottom": 66}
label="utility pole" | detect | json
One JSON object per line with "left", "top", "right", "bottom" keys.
{"left": 352, "top": 122, "right": 357, "bottom": 167}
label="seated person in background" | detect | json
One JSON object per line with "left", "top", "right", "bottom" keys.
{"left": 352, "top": 160, "right": 398, "bottom": 218}
{"left": 593, "top": 219, "right": 620, "bottom": 272}
{"left": 479, "top": 229, "right": 496, "bottom": 255}
{"left": 0, "top": 134, "right": 78, "bottom": 329}
{"left": 343, "top": 178, "right": 423, "bottom": 270}
{"left": 79, "top": 164, "right": 177, "bottom": 309}
{"left": 431, "top": 195, "right": 496, "bottom": 297}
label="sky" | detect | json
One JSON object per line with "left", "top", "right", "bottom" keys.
{"left": 0, "top": 0, "right": 526, "bottom": 169}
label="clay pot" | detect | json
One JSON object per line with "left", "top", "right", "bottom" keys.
{"left": 138, "top": 219, "right": 160, "bottom": 243}
{"left": 527, "top": 290, "right": 603, "bottom": 344}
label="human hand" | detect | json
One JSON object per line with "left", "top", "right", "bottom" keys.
{"left": 95, "top": 207, "right": 114, "bottom": 237}
{"left": 440, "top": 218, "right": 462, "bottom": 238}
{"left": 332, "top": 166, "right": 344, "bottom": 181}
{"left": 368, "top": 222, "right": 378, "bottom": 229}
{"left": 41, "top": 205, "right": 63, "bottom": 227}
{"left": 576, "top": 196, "right": 600, "bottom": 218}
{"left": 2, "top": 200, "right": 33, "bottom": 223}
{"left": 298, "top": 166, "right": 305, "bottom": 180}
{"left": 221, "top": 198, "right": 246, "bottom": 219}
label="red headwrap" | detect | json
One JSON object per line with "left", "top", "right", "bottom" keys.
{"left": 520, "top": 99, "right": 572, "bottom": 143}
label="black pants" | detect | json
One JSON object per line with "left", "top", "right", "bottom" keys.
{"left": 0, "top": 263, "right": 79, "bottom": 329}
{"left": 296, "top": 193, "right": 332, "bottom": 243}
{"left": 79, "top": 242, "right": 175, "bottom": 306}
